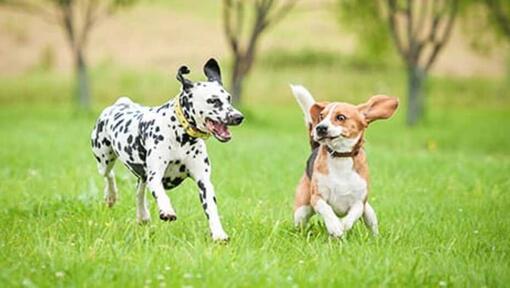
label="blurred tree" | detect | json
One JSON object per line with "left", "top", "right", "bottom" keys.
{"left": 386, "top": 0, "right": 459, "bottom": 125}
{"left": 223, "top": 0, "right": 298, "bottom": 104}
{"left": 2, "top": 0, "right": 136, "bottom": 110}
{"left": 484, "top": 0, "right": 510, "bottom": 39}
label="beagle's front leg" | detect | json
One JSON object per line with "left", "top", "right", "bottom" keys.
{"left": 340, "top": 201, "right": 364, "bottom": 231}
{"left": 311, "top": 194, "right": 344, "bottom": 238}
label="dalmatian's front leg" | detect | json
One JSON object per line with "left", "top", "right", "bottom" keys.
{"left": 147, "top": 160, "right": 177, "bottom": 221}
{"left": 189, "top": 160, "right": 228, "bottom": 241}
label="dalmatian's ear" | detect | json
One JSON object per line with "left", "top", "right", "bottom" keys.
{"left": 203, "top": 58, "right": 222, "bottom": 85}
{"left": 176, "top": 65, "right": 193, "bottom": 90}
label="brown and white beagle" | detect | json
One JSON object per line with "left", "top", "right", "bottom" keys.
{"left": 290, "top": 85, "right": 398, "bottom": 237}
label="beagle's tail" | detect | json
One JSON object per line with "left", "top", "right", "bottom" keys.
{"left": 290, "top": 84, "right": 319, "bottom": 149}
{"left": 290, "top": 84, "right": 315, "bottom": 126}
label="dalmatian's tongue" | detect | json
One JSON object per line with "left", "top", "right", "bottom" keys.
{"left": 206, "top": 119, "right": 232, "bottom": 142}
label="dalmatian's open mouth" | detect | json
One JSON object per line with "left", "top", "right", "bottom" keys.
{"left": 206, "top": 118, "right": 231, "bottom": 142}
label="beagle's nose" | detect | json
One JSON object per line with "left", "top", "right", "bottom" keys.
{"left": 228, "top": 113, "right": 244, "bottom": 125}
{"left": 315, "top": 125, "right": 328, "bottom": 136}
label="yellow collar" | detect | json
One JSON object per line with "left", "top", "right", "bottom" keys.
{"left": 173, "top": 98, "right": 210, "bottom": 140}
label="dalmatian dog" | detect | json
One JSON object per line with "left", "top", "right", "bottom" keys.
{"left": 90, "top": 58, "right": 243, "bottom": 241}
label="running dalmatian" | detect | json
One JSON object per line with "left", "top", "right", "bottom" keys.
{"left": 91, "top": 58, "right": 243, "bottom": 241}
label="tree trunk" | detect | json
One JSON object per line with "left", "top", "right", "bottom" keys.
{"left": 230, "top": 57, "right": 244, "bottom": 105}
{"left": 75, "top": 48, "right": 91, "bottom": 109}
{"left": 407, "top": 65, "right": 426, "bottom": 126}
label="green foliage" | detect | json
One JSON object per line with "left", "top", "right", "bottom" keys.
{"left": 336, "top": 0, "right": 394, "bottom": 64}
{"left": 458, "top": 0, "right": 510, "bottom": 54}
{"left": 484, "top": 0, "right": 510, "bottom": 39}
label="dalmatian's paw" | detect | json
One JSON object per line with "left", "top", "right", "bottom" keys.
{"left": 105, "top": 195, "right": 116, "bottom": 208}
{"left": 137, "top": 214, "right": 151, "bottom": 225}
{"left": 159, "top": 211, "right": 177, "bottom": 222}
{"left": 211, "top": 230, "right": 229, "bottom": 242}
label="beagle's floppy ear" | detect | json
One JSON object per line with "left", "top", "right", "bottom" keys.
{"left": 176, "top": 65, "right": 193, "bottom": 90}
{"left": 203, "top": 58, "right": 222, "bottom": 85}
{"left": 309, "top": 102, "right": 328, "bottom": 127}
{"left": 358, "top": 95, "right": 399, "bottom": 124}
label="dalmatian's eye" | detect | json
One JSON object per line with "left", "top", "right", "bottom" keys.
{"left": 210, "top": 98, "right": 221, "bottom": 106}
{"left": 336, "top": 114, "right": 347, "bottom": 121}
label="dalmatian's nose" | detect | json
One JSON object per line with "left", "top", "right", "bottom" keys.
{"left": 228, "top": 113, "right": 244, "bottom": 126}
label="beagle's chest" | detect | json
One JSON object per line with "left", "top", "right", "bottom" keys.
{"left": 315, "top": 158, "right": 367, "bottom": 215}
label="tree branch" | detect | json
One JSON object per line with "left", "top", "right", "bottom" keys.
{"left": 265, "top": 0, "right": 298, "bottom": 29}
{"left": 223, "top": 0, "right": 241, "bottom": 55}
{"left": 424, "top": 0, "right": 458, "bottom": 71}
{"left": 387, "top": 0, "right": 409, "bottom": 60}
{"left": 413, "top": 0, "right": 429, "bottom": 40}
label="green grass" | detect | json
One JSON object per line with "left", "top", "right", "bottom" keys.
{"left": 2, "top": 0, "right": 509, "bottom": 285}
{"left": 1, "top": 86, "right": 509, "bottom": 286}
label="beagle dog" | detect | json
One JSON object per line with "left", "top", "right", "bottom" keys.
{"left": 290, "top": 85, "right": 398, "bottom": 237}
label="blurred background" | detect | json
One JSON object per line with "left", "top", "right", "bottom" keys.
{"left": 1, "top": 0, "right": 508, "bottom": 114}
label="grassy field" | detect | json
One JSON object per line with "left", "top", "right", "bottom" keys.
{"left": 1, "top": 0, "right": 510, "bottom": 285}
{"left": 1, "top": 59, "right": 510, "bottom": 287}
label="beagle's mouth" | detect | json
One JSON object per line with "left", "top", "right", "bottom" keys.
{"left": 316, "top": 133, "right": 348, "bottom": 142}
{"left": 206, "top": 118, "right": 231, "bottom": 142}
{"left": 316, "top": 135, "right": 340, "bottom": 142}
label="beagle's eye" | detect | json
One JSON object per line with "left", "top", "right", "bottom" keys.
{"left": 336, "top": 114, "right": 347, "bottom": 121}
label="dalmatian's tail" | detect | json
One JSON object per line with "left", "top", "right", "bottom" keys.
{"left": 115, "top": 96, "right": 133, "bottom": 105}
{"left": 290, "top": 84, "right": 319, "bottom": 149}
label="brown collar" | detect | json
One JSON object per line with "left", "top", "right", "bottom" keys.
{"left": 325, "top": 137, "right": 364, "bottom": 158}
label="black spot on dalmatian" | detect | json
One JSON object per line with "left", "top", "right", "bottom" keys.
{"left": 162, "top": 177, "right": 185, "bottom": 190}
{"left": 156, "top": 103, "right": 170, "bottom": 113}
{"left": 124, "top": 145, "right": 133, "bottom": 158}
{"left": 206, "top": 97, "right": 223, "bottom": 110}
{"left": 133, "top": 135, "right": 147, "bottom": 161}
{"left": 113, "top": 119, "right": 124, "bottom": 131}
{"left": 127, "top": 135, "right": 133, "bottom": 144}
{"left": 124, "top": 120, "right": 132, "bottom": 133}
{"left": 179, "top": 133, "right": 197, "bottom": 146}
{"left": 126, "top": 161, "right": 146, "bottom": 180}
{"left": 98, "top": 120, "right": 106, "bottom": 132}
{"left": 204, "top": 157, "right": 209, "bottom": 165}
{"left": 197, "top": 180, "right": 209, "bottom": 219}
{"left": 101, "top": 138, "right": 111, "bottom": 147}
{"left": 197, "top": 180, "right": 207, "bottom": 199}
